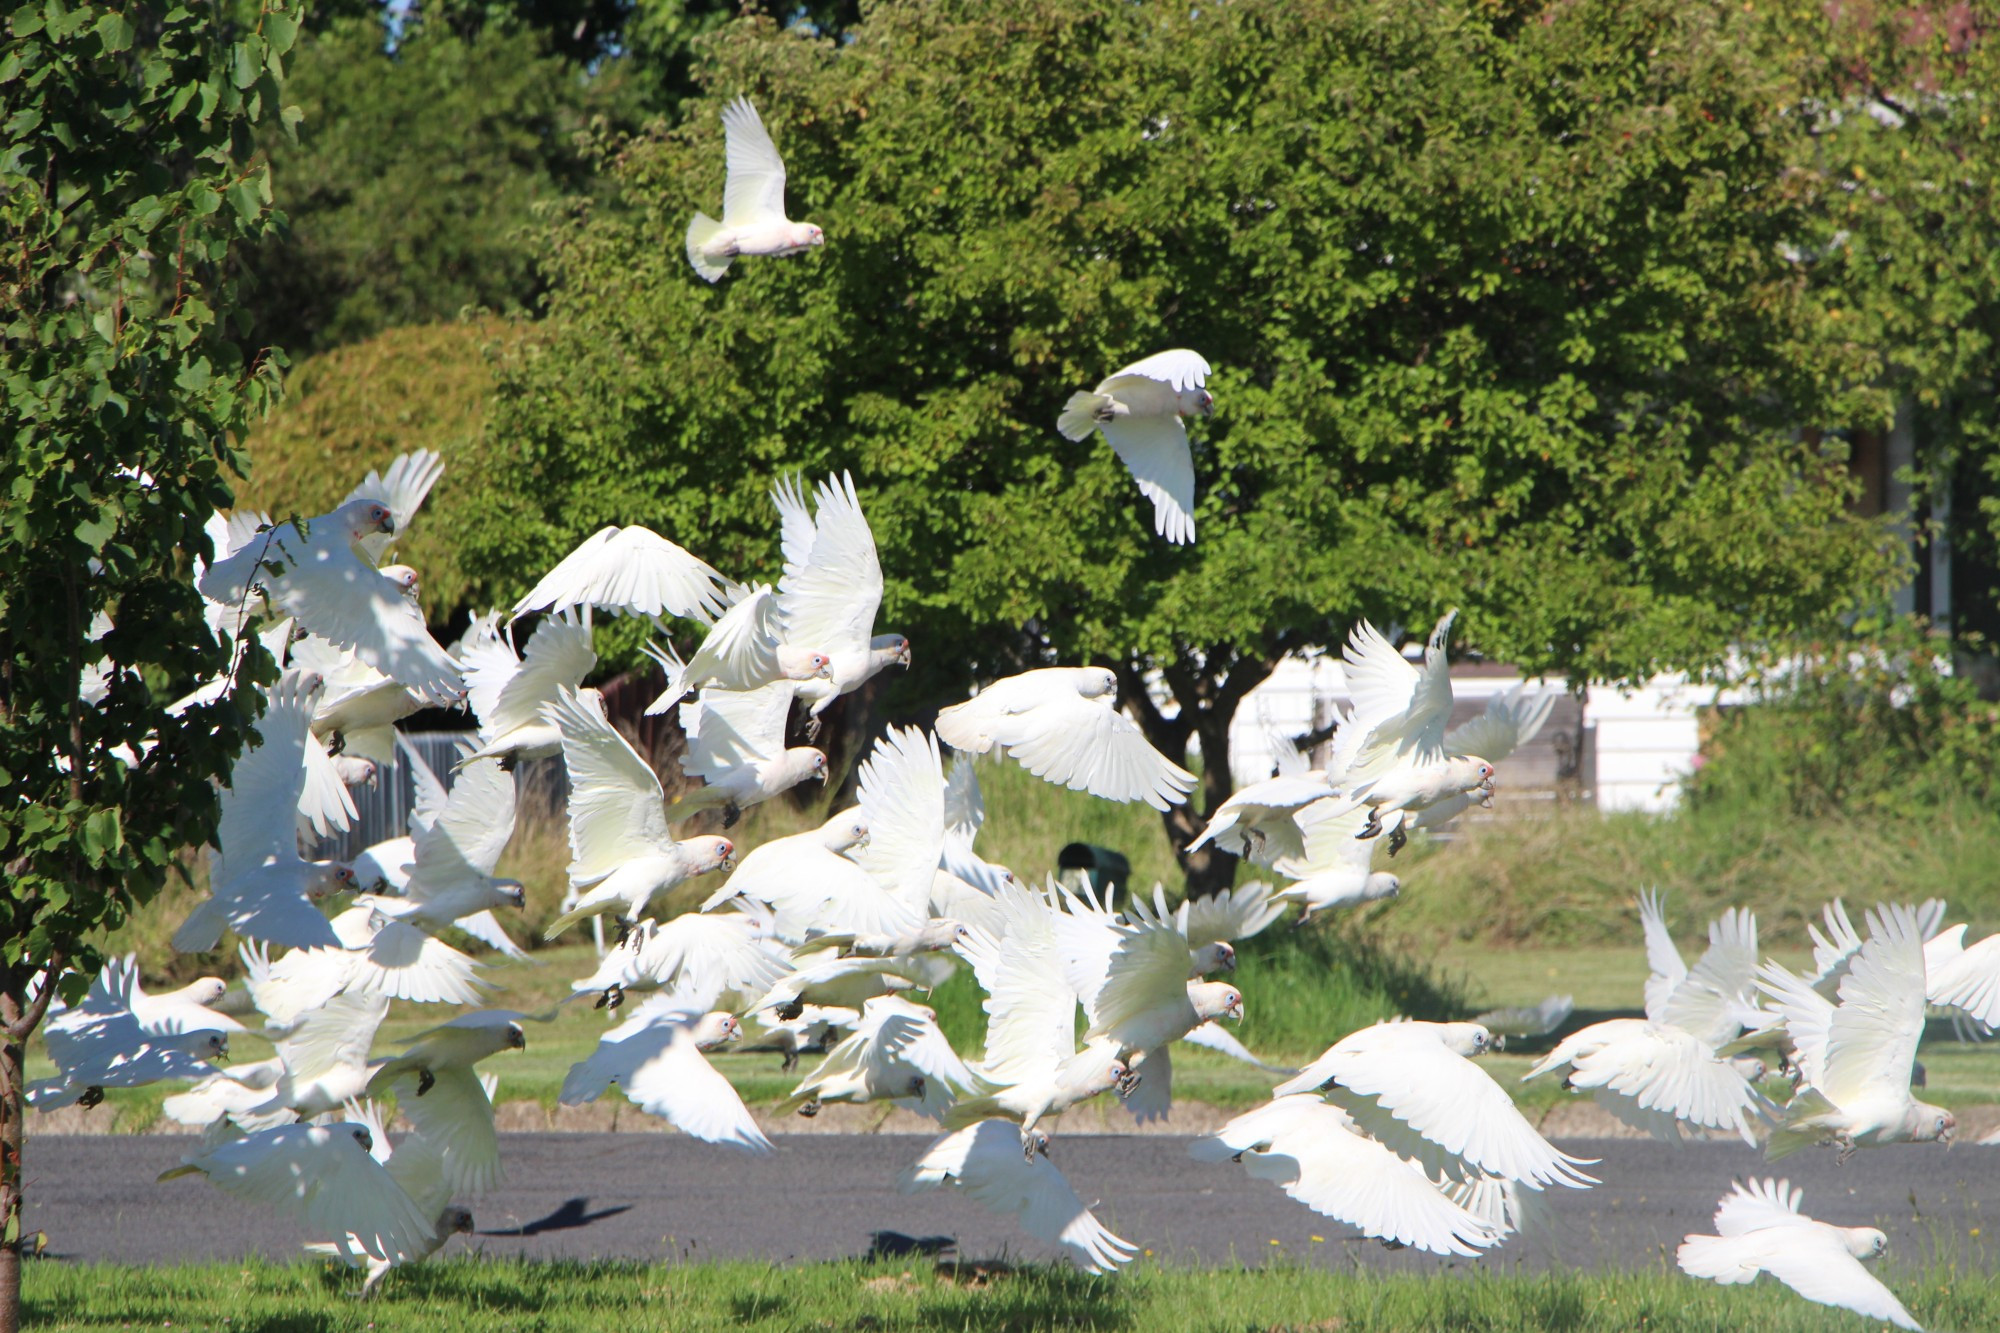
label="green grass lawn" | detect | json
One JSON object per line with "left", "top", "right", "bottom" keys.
{"left": 24, "top": 1254, "right": 2000, "bottom": 1332}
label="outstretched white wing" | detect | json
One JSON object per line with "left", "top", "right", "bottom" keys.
{"left": 852, "top": 726, "right": 946, "bottom": 909}
{"left": 1191, "top": 1097, "right": 1499, "bottom": 1257}
{"left": 1444, "top": 686, "right": 1557, "bottom": 764}
{"left": 1639, "top": 888, "right": 1688, "bottom": 1024}
{"left": 512, "top": 526, "right": 727, "bottom": 622}
{"left": 719, "top": 96, "right": 790, "bottom": 228}
{"left": 278, "top": 555, "right": 463, "bottom": 702}
{"left": 215, "top": 670, "right": 321, "bottom": 883}
{"left": 987, "top": 690, "right": 1194, "bottom": 810}
{"left": 952, "top": 883, "right": 1078, "bottom": 1080}
{"left": 776, "top": 472, "right": 882, "bottom": 658}
{"left": 489, "top": 610, "right": 597, "bottom": 737}
{"left": 899, "top": 1120, "right": 1137, "bottom": 1273}
{"left": 679, "top": 680, "right": 795, "bottom": 778}
{"left": 1819, "top": 903, "right": 1928, "bottom": 1109}
{"left": 175, "top": 1123, "right": 435, "bottom": 1263}
{"left": 1107, "top": 348, "right": 1209, "bottom": 393}
{"left": 545, "top": 687, "right": 672, "bottom": 884}
{"left": 1098, "top": 413, "right": 1194, "bottom": 545}
{"left": 343, "top": 449, "right": 444, "bottom": 567}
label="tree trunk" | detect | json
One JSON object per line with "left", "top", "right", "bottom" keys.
{"left": 0, "top": 994, "right": 25, "bottom": 1333}
{"left": 1119, "top": 650, "right": 1278, "bottom": 899}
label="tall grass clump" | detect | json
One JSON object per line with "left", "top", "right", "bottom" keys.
{"left": 1381, "top": 617, "right": 2000, "bottom": 949}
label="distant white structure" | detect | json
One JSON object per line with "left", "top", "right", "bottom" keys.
{"left": 1227, "top": 655, "right": 1711, "bottom": 814}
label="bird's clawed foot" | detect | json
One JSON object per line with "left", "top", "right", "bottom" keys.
{"left": 77, "top": 1086, "right": 105, "bottom": 1110}
{"left": 1115, "top": 1069, "right": 1143, "bottom": 1099}
{"left": 722, "top": 802, "right": 742, "bottom": 830}
{"left": 1356, "top": 809, "right": 1383, "bottom": 841}
{"left": 595, "top": 984, "right": 624, "bottom": 1011}
{"left": 804, "top": 715, "right": 822, "bottom": 743}
{"left": 416, "top": 1069, "right": 436, "bottom": 1097}
{"left": 325, "top": 730, "right": 346, "bottom": 757}
{"left": 797, "top": 1099, "right": 822, "bottom": 1119}
{"left": 780, "top": 1050, "right": 799, "bottom": 1073}
{"left": 777, "top": 1000, "right": 805, "bottom": 1022}
{"left": 613, "top": 917, "right": 636, "bottom": 946}
{"left": 1386, "top": 824, "right": 1407, "bottom": 857}
{"left": 1835, "top": 1137, "right": 1857, "bottom": 1166}
{"left": 498, "top": 753, "right": 518, "bottom": 773}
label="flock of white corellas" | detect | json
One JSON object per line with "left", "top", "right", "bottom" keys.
{"left": 35, "top": 96, "right": 2000, "bottom": 1328}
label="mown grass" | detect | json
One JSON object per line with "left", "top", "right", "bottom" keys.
{"left": 23, "top": 1254, "right": 1998, "bottom": 1332}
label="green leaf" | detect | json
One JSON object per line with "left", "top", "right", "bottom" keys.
{"left": 80, "top": 807, "right": 124, "bottom": 860}
{"left": 232, "top": 35, "right": 264, "bottom": 90}
{"left": 279, "top": 102, "right": 303, "bottom": 142}
{"left": 94, "top": 9, "right": 133, "bottom": 53}
{"left": 264, "top": 9, "right": 298, "bottom": 55}
{"left": 74, "top": 508, "right": 118, "bottom": 550}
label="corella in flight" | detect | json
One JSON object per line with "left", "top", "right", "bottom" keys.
{"left": 686, "top": 96, "right": 823, "bottom": 283}
{"left": 1678, "top": 1178, "right": 1922, "bottom": 1330}
{"left": 1057, "top": 349, "right": 1212, "bottom": 544}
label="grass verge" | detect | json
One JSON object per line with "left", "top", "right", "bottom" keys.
{"left": 24, "top": 1255, "right": 1998, "bottom": 1332}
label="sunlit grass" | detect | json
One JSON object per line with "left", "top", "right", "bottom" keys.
{"left": 23, "top": 1254, "right": 1998, "bottom": 1332}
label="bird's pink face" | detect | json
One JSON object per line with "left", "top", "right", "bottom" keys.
{"left": 893, "top": 637, "right": 911, "bottom": 667}
{"left": 811, "top": 752, "right": 829, "bottom": 782}
{"left": 344, "top": 499, "right": 394, "bottom": 538}
{"left": 699, "top": 837, "right": 736, "bottom": 872}
{"left": 1222, "top": 989, "right": 1244, "bottom": 1021}
{"left": 801, "top": 224, "right": 824, "bottom": 247}
{"left": 809, "top": 653, "right": 832, "bottom": 678}
{"left": 1196, "top": 389, "right": 1215, "bottom": 417}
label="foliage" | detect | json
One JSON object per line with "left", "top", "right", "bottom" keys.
{"left": 233, "top": 317, "right": 514, "bottom": 623}
{"left": 0, "top": 0, "right": 297, "bottom": 1319}
{"left": 21, "top": 1255, "right": 2000, "bottom": 1332}
{"left": 451, "top": 0, "right": 1908, "bottom": 890}
{"left": 1688, "top": 617, "right": 2000, "bottom": 819}
{"left": 235, "top": 14, "right": 610, "bottom": 354}
{"left": 1779, "top": 5, "right": 2000, "bottom": 642}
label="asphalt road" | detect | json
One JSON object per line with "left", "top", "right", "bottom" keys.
{"left": 22, "top": 1134, "right": 1998, "bottom": 1275}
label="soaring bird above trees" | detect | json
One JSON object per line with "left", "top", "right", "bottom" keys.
{"left": 686, "top": 96, "right": 824, "bottom": 283}
{"left": 1057, "top": 349, "right": 1212, "bottom": 545}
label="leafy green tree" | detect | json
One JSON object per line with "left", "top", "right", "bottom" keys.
{"left": 1776, "top": 4, "right": 2000, "bottom": 648}
{"left": 0, "top": 3, "right": 296, "bottom": 1323}
{"left": 451, "top": 0, "right": 1907, "bottom": 892}
{"left": 237, "top": 13, "right": 610, "bottom": 354}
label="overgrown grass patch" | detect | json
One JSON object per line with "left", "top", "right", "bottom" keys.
{"left": 22, "top": 1254, "right": 1996, "bottom": 1331}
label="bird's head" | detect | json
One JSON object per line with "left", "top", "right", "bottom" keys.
{"left": 695, "top": 836, "right": 736, "bottom": 873}
{"left": 1194, "top": 940, "right": 1237, "bottom": 975}
{"left": 906, "top": 1074, "right": 927, "bottom": 1101}
{"left": 1917, "top": 1104, "right": 1956, "bottom": 1145}
{"left": 380, "top": 564, "right": 420, "bottom": 598}
{"left": 443, "top": 1206, "right": 476, "bottom": 1237}
{"left": 808, "top": 652, "right": 833, "bottom": 679}
{"left": 1192, "top": 981, "right": 1244, "bottom": 1023}
{"left": 1366, "top": 873, "right": 1403, "bottom": 902}
{"left": 803, "top": 223, "right": 825, "bottom": 248}
{"left": 809, "top": 750, "right": 830, "bottom": 782}
{"left": 1196, "top": 389, "right": 1215, "bottom": 417}
{"left": 349, "top": 1124, "right": 375, "bottom": 1154}
{"left": 193, "top": 1031, "right": 229, "bottom": 1061}
{"left": 496, "top": 880, "right": 527, "bottom": 910}
{"left": 504, "top": 1023, "right": 528, "bottom": 1051}
{"left": 318, "top": 863, "right": 360, "bottom": 898}
{"left": 340, "top": 498, "right": 395, "bottom": 539}
{"left": 1082, "top": 667, "right": 1118, "bottom": 699}
{"left": 694, "top": 1011, "right": 742, "bottom": 1050}
{"left": 1848, "top": 1226, "right": 1891, "bottom": 1262}
{"left": 188, "top": 978, "right": 228, "bottom": 1007}
{"left": 1445, "top": 1022, "right": 1495, "bottom": 1057}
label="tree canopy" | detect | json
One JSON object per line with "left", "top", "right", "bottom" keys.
{"left": 0, "top": 1, "right": 295, "bottom": 1322}
{"left": 448, "top": 0, "right": 1914, "bottom": 884}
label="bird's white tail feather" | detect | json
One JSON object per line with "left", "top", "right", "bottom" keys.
{"left": 1675, "top": 1234, "right": 1757, "bottom": 1284}
{"left": 643, "top": 639, "right": 689, "bottom": 716}
{"left": 685, "top": 213, "right": 733, "bottom": 283}
{"left": 1057, "top": 391, "right": 1107, "bottom": 441}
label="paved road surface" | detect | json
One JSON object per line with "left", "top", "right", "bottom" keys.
{"left": 23, "top": 1134, "right": 1997, "bottom": 1274}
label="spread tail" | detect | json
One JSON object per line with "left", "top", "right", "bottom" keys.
{"left": 1057, "top": 391, "right": 1106, "bottom": 442}
{"left": 686, "top": 213, "right": 733, "bottom": 283}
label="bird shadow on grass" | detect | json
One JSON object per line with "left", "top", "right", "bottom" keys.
{"left": 476, "top": 1196, "right": 634, "bottom": 1236}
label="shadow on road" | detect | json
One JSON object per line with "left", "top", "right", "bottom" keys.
{"left": 478, "top": 1196, "right": 634, "bottom": 1237}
